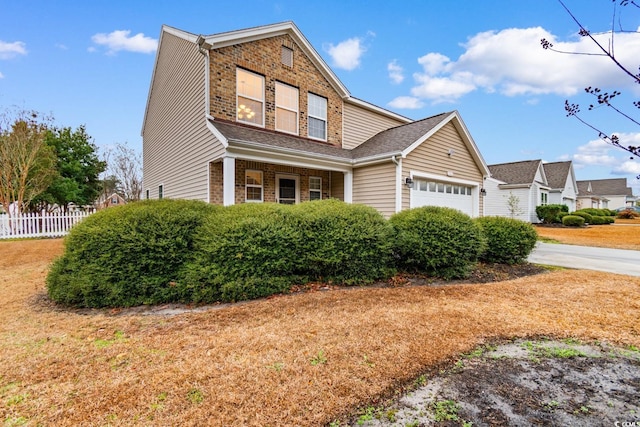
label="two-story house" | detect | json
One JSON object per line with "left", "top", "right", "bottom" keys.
{"left": 142, "top": 22, "right": 490, "bottom": 218}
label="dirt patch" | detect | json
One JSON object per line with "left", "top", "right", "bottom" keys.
{"left": 351, "top": 339, "right": 640, "bottom": 426}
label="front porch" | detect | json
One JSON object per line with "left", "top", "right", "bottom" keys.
{"left": 209, "top": 159, "right": 351, "bottom": 206}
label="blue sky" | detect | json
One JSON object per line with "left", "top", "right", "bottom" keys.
{"left": 1, "top": 0, "right": 639, "bottom": 195}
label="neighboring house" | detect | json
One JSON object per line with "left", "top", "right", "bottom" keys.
{"left": 542, "top": 161, "right": 578, "bottom": 212}
{"left": 97, "top": 193, "right": 127, "bottom": 210}
{"left": 142, "top": 22, "right": 490, "bottom": 218}
{"left": 576, "top": 178, "right": 637, "bottom": 210}
{"left": 483, "top": 160, "right": 550, "bottom": 223}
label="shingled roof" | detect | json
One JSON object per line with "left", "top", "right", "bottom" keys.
{"left": 542, "top": 161, "right": 572, "bottom": 189}
{"left": 488, "top": 160, "right": 544, "bottom": 185}
{"left": 350, "top": 112, "right": 450, "bottom": 158}
{"left": 210, "top": 112, "right": 454, "bottom": 161}
{"left": 576, "top": 178, "right": 633, "bottom": 196}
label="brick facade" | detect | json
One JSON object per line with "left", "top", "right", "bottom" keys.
{"left": 208, "top": 34, "right": 343, "bottom": 147}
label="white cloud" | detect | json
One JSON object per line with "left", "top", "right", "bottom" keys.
{"left": 0, "top": 71, "right": 4, "bottom": 79}
{"left": 388, "top": 96, "right": 424, "bottom": 109}
{"left": 403, "top": 26, "right": 640, "bottom": 104}
{"left": 325, "top": 37, "right": 365, "bottom": 71}
{"left": 572, "top": 138, "right": 618, "bottom": 167}
{"left": 612, "top": 160, "right": 640, "bottom": 175}
{"left": 91, "top": 30, "right": 157, "bottom": 54}
{"left": 387, "top": 60, "right": 404, "bottom": 84}
{"left": 0, "top": 40, "right": 27, "bottom": 59}
{"left": 55, "top": 43, "right": 68, "bottom": 50}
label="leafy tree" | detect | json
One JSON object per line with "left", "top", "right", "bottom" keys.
{"left": 30, "top": 125, "right": 106, "bottom": 212}
{"left": 103, "top": 143, "right": 142, "bottom": 202}
{"left": 541, "top": 0, "right": 640, "bottom": 165}
{"left": 0, "top": 109, "right": 57, "bottom": 217}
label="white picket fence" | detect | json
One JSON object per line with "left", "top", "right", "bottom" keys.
{"left": 0, "top": 211, "right": 92, "bottom": 239}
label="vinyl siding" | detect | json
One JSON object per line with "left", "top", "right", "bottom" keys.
{"left": 342, "top": 102, "right": 407, "bottom": 150}
{"left": 402, "top": 122, "right": 483, "bottom": 211}
{"left": 142, "top": 32, "right": 225, "bottom": 201}
{"left": 352, "top": 162, "right": 396, "bottom": 218}
{"left": 483, "top": 180, "right": 532, "bottom": 222}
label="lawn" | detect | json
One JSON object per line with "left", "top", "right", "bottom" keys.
{"left": 535, "top": 219, "right": 640, "bottom": 250}
{"left": 1, "top": 235, "right": 639, "bottom": 426}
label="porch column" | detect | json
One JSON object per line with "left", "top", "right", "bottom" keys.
{"left": 344, "top": 171, "right": 353, "bottom": 203}
{"left": 223, "top": 156, "right": 236, "bottom": 206}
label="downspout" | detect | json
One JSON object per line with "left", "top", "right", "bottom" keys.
{"left": 196, "top": 35, "right": 211, "bottom": 117}
{"left": 391, "top": 155, "right": 402, "bottom": 213}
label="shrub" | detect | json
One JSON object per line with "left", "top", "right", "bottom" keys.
{"left": 562, "top": 215, "right": 585, "bottom": 227}
{"left": 389, "top": 206, "right": 486, "bottom": 279}
{"left": 536, "top": 204, "right": 568, "bottom": 224}
{"left": 47, "top": 199, "right": 220, "bottom": 308}
{"left": 475, "top": 217, "right": 538, "bottom": 264}
{"left": 579, "top": 208, "right": 609, "bottom": 217}
{"left": 184, "top": 200, "right": 395, "bottom": 302}
{"left": 291, "top": 200, "right": 395, "bottom": 284}
{"left": 571, "top": 211, "right": 593, "bottom": 224}
{"left": 617, "top": 209, "right": 640, "bottom": 219}
{"left": 589, "top": 215, "right": 606, "bottom": 225}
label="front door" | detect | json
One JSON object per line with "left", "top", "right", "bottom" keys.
{"left": 276, "top": 174, "right": 299, "bottom": 204}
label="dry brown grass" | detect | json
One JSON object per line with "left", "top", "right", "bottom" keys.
{"left": 1, "top": 238, "right": 639, "bottom": 426}
{"left": 535, "top": 220, "right": 640, "bottom": 250}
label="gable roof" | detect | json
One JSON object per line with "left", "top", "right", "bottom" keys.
{"left": 209, "top": 110, "right": 489, "bottom": 174}
{"left": 173, "top": 21, "right": 350, "bottom": 99}
{"left": 542, "top": 161, "right": 573, "bottom": 189}
{"left": 576, "top": 178, "right": 633, "bottom": 196}
{"left": 488, "top": 160, "right": 546, "bottom": 186}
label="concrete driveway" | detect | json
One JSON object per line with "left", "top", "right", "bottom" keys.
{"left": 528, "top": 242, "right": 640, "bottom": 277}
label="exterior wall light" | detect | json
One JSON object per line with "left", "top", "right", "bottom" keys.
{"left": 405, "top": 177, "right": 414, "bottom": 189}
{"left": 480, "top": 188, "right": 487, "bottom": 196}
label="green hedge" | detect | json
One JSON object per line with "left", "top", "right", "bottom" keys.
{"left": 475, "top": 217, "right": 538, "bottom": 264}
{"left": 389, "top": 206, "right": 486, "bottom": 279}
{"left": 183, "top": 200, "right": 395, "bottom": 302}
{"left": 47, "top": 200, "right": 220, "bottom": 308}
{"left": 571, "top": 211, "right": 593, "bottom": 224}
{"left": 562, "top": 215, "right": 585, "bottom": 227}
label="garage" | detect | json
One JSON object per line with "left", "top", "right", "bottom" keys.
{"left": 410, "top": 178, "right": 475, "bottom": 216}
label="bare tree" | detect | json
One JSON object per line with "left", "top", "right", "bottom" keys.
{"left": 541, "top": 0, "right": 640, "bottom": 165}
{"left": 505, "top": 192, "right": 524, "bottom": 219}
{"left": 103, "top": 143, "right": 142, "bottom": 202}
{"left": 0, "top": 109, "right": 57, "bottom": 218}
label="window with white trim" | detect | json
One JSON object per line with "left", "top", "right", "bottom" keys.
{"left": 541, "top": 192, "right": 548, "bottom": 205}
{"left": 236, "top": 68, "right": 264, "bottom": 126}
{"left": 309, "top": 176, "right": 322, "bottom": 200}
{"left": 276, "top": 82, "right": 299, "bottom": 135}
{"left": 245, "top": 170, "right": 263, "bottom": 202}
{"left": 145, "top": 189, "right": 149, "bottom": 200}
{"left": 158, "top": 184, "right": 163, "bottom": 200}
{"left": 308, "top": 93, "right": 327, "bottom": 140}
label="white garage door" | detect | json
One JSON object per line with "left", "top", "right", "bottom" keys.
{"left": 410, "top": 179, "right": 474, "bottom": 216}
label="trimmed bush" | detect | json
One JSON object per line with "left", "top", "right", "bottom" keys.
{"left": 47, "top": 199, "right": 220, "bottom": 308}
{"left": 589, "top": 215, "right": 613, "bottom": 225}
{"left": 562, "top": 215, "right": 585, "bottom": 227}
{"left": 184, "top": 200, "right": 395, "bottom": 302}
{"left": 571, "top": 211, "right": 593, "bottom": 224}
{"left": 389, "top": 206, "right": 486, "bottom": 279}
{"left": 291, "top": 200, "right": 395, "bottom": 284}
{"left": 536, "top": 204, "right": 568, "bottom": 224}
{"left": 475, "top": 217, "right": 538, "bottom": 264}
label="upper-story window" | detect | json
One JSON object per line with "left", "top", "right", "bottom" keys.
{"left": 236, "top": 68, "right": 264, "bottom": 127}
{"left": 276, "top": 82, "right": 299, "bottom": 135}
{"left": 308, "top": 93, "right": 327, "bottom": 141}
